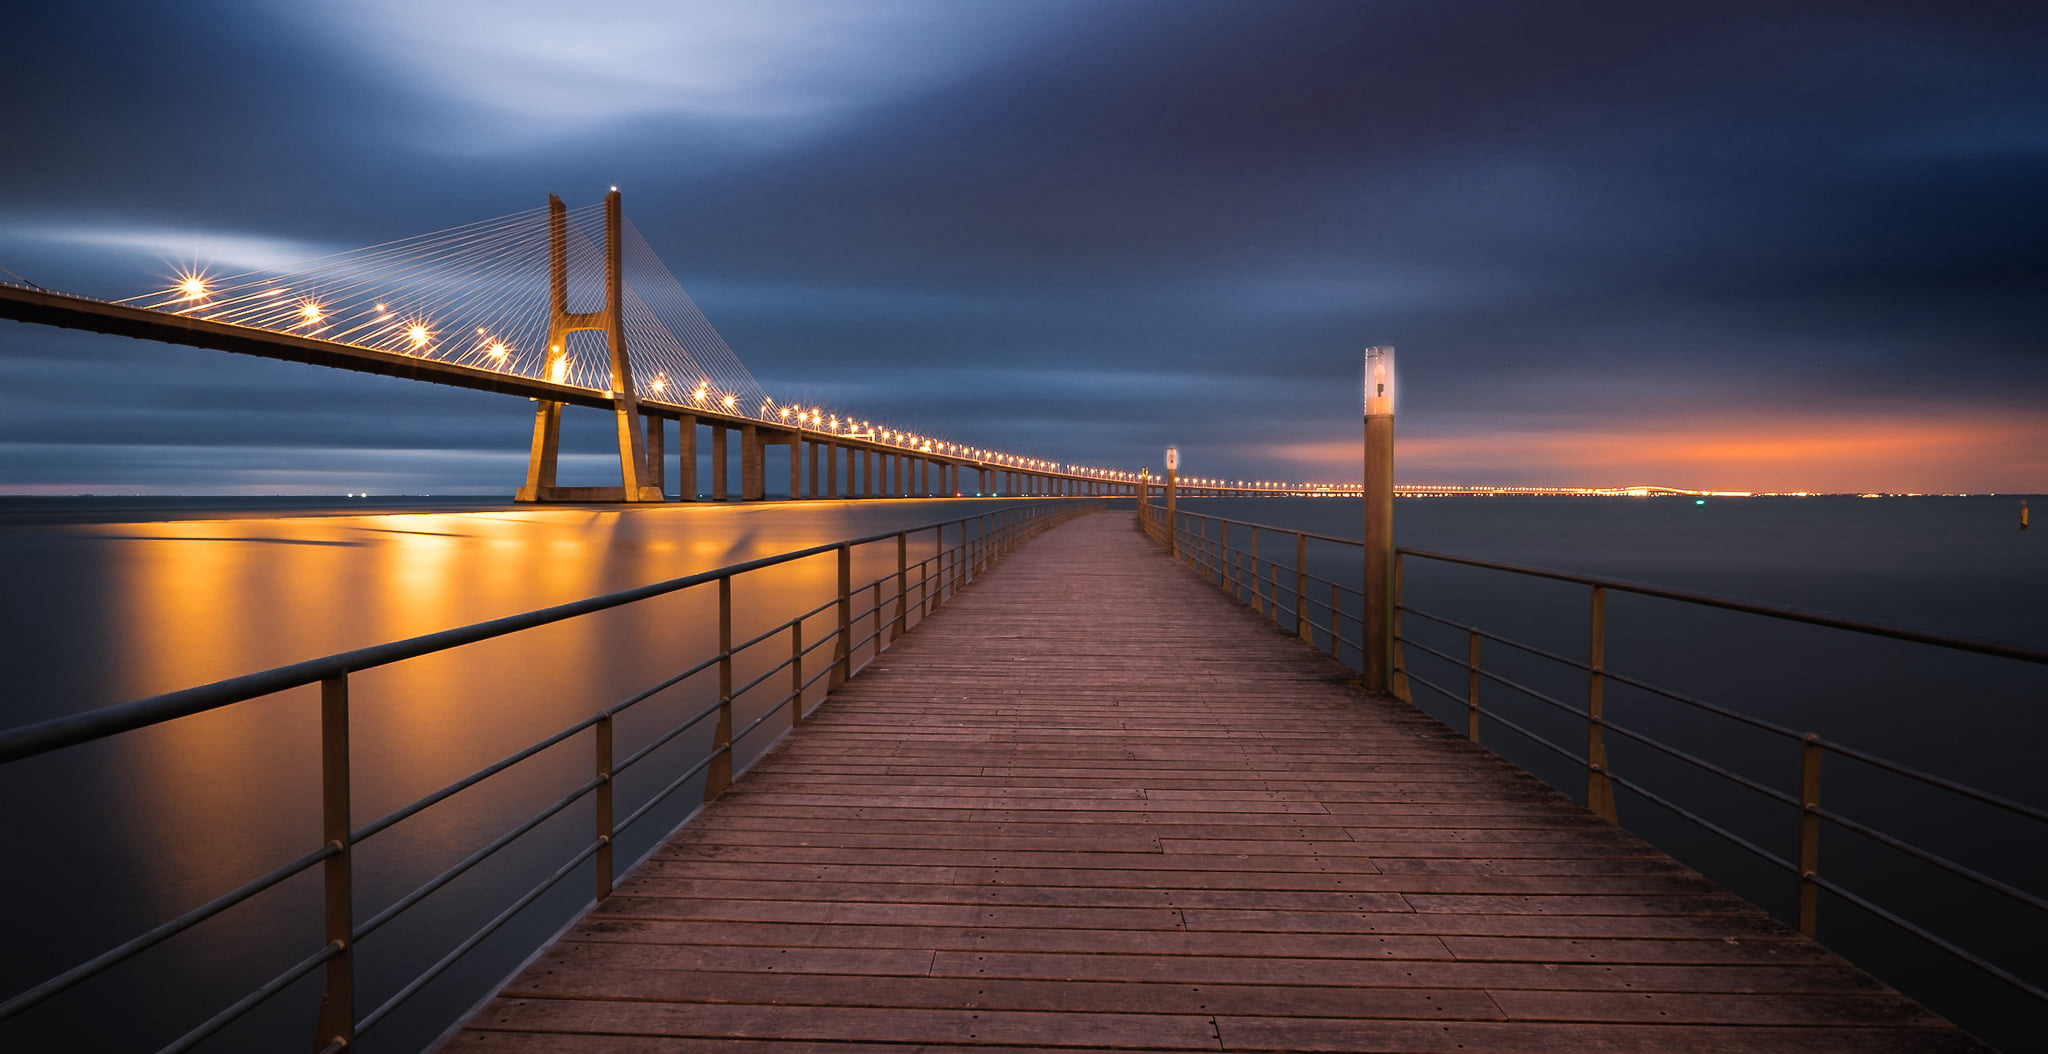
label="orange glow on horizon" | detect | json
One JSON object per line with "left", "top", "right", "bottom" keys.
{"left": 1260, "top": 408, "right": 2048, "bottom": 493}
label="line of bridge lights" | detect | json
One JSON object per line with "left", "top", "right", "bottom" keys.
{"left": 158, "top": 272, "right": 1149, "bottom": 482}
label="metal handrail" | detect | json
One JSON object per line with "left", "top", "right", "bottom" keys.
{"left": 1136, "top": 496, "right": 2048, "bottom": 1019}
{"left": 0, "top": 498, "right": 1101, "bottom": 1052}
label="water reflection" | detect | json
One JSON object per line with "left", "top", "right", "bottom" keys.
{"left": 0, "top": 497, "right": 1014, "bottom": 1053}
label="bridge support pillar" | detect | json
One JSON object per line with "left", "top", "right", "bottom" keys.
{"left": 644, "top": 415, "right": 665, "bottom": 497}
{"left": 515, "top": 190, "right": 663, "bottom": 503}
{"left": 741, "top": 425, "right": 764, "bottom": 500}
{"left": 678, "top": 415, "right": 697, "bottom": 500}
{"left": 712, "top": 426, "right": 728, "bottom": 500}
{"left": 788, "top": 434, "right": 802, "bottom": 500}
{"left": 824, "top": 441, "right": 838, "bottom": 498}
{"left": 807, "top": 439, "right": 820, "bottom": 498}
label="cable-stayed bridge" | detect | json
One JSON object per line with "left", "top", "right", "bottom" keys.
{"left": 0, "top": 191, "right": 1196, "bottom": 501}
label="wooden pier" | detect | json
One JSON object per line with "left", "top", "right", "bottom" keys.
{"left": 445, "top": 512, "right": 1990, "bottom": 1052}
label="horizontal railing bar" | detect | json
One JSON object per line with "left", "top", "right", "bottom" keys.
{"left": 1396, "top": 604, "right": 1467, "bottom": 631}
{"left": 354, "top": 712, "right": 604, "bottom": 844}
{"left": 800, "top": 666, "right": 835, "bottom": 693}
{"left": 1399, "top": 547, "right": 2048, "bottom": 666}
{"left": 605, "top": 651, "right": 723, "bottom": 721}
{"left": 612, "top": 695, "right": 729, "bottom": 776}
{"left": 1471, "top": 665, "right": 1585, "bottom": 721}
{"left": 1600, "top": 720, "right": 1800, "bottom": 808}
{"left": 1396, "top": 636, "right": 1466, "bottom": 669}
{"left": 614, "top": 745, "right": 722, "bottom": 835}
{"left": 1155, "top": 507, "right": 1359, "bottom": 547}
{"left": 1403, "top": 670, "right": 1467, "bottom": 707}
{"left": 729, "top": 618, "right": 797, "bottom": 658}
{"left": 730, "top": 655, "right": 796, "bottom": 703}
{"left": 730, "top": 693, "right": 797, "bottom": 750}
{"left": 1604, "top": 769, "right": 1799, "bottom": 874}
{"left": 354, "top": 774, "right": 603, "bottom": 941}
{"left": 1469, "top": 708, "right": 1581, "bottom": 765}
{"left": 1597, "top": 667, "right": 1807, "bottom": 740}
{"left": 0, "top": 842, "right": 335, "bottom": 1023}
{"left": 1814, "top": 806, "right": 2048, "bottom": 915}
{"left": 0, "top": 502, "right": 1070, "bottom": 762}
{"left": 159, "top": 941, "right": 341, "bottom": 1054}
{"left": 357, "top": 836, "right": 605, "bottom": 1036}
{"left": 1820, "top": 739, "right": 2048, "bottom": 826}
{"left": 1809, "top": 873, "right": 2048, "bottom": 1005}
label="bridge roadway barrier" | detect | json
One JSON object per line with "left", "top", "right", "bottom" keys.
{"left": 444, "top": 511, "right": 1991, "bottom": 1052}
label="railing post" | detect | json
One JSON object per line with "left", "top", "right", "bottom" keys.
{"left": 594, "top": 712, "right": 613, "bottom": 899}
{"left": 1465, "top": 629, "right": 1481, "bottom": 742}
{"left": 790, "top": 619, "right": 805, "bottom": 728}
{"left": 315, "top": 674, "right": 355, "bottom": 1053}
{"left": 1329, "top": 582, "right": 1342, "bottom": 658}
{"left": 1249, "top": 527, "right": 1263, "bottom": 615}
{"left": 1586, "top": 584, "right": 1617, "bottom": 822}
{"left": 706, "top": 575, "right": 733, "bottom": 801}
{"left": 894, "top": 531, "right": 909, "bottom": 638}
{"left": 1220, "top": 523, "right": 1231, "bottom": 593}
{"left": 1295, "top": 532, "right": 1309, "bottom": 640}
{"left": 1363, "top": 346, "right": 1396, "bottom": 695}
{"left": 832, "top": 543, "right": 851, "bottom": 689}
{"left": 1799, "top": 734, "right": 1823, "bottom": 937}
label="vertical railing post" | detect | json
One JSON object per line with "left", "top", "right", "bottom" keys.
{"left": 1249, "top": 527, "right": 1263, "bottom": 615}
{"left": 1465, "top": 629, "right": 1481, "bottom": 742}
{"left": 1363, "top": 346, "right": 1396, "bottom": 695}
{"left": 1295, "top": 532, "right": 1309, "bottom": 640}
{"left": 315, "top": 674, "right": 355, "bottom": 1053}
{"left": 1799, "top": 735, "right": 1823, "bottom": 937}
{"left": 1221, "top": 523, "right": 1231, "bottom": 594}
{"left": 1329, "top": 582, "right": 1342, "bottom": 659}
{"left": 594, "top": 711, "right": 613, "bottom": 899}
{"left": 894, "top": 531, "right": 909, "bottom": 638}
{"left": 790, "top": 618, "right": 805, "bottom": 728}
{"left": 1586, "top": 585, "right": 1617, "bottom": 822}
{"left": 832, "top": 543, "right": 851, "bottom": 688}
{"left": 706, "top": 575, "right": 734, "bottom": 801}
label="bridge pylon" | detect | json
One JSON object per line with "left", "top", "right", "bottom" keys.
{"left": 515, "top": 190, "right": 665, "bottom": 503}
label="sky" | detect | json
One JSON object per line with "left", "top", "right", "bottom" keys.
{"left": 1, "top": 0, "right": 2044, "bottom": 494}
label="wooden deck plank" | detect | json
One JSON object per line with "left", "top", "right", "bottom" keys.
{"left": 446, "top": 512, "right": 1991, "bottom": 1052}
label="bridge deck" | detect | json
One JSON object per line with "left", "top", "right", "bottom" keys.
{"left": 446, "top": 511, "right": 1987, "bottom": 1053}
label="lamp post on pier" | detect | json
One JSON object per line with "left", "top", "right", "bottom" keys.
{"left": 1165, "top": 446, "right": 1180, "bottom": 558}
{"left": 1363, "top": 347, "right": 1395, "bottom": 694}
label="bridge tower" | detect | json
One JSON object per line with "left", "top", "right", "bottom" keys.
{"left": 515, "top": 190, "right": 665, "bottom": 503}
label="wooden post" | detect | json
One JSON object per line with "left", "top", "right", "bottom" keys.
{"left": 894, "top": 531, "right": 909, "bottom": 638}
{"left": 1466, "top": 629, "right": 1482, "bottom": 742}
{"left": 594, "top": 712, "right": 613, "bottom": 897}
{"left": 832, "top": 544, "right": 851, "bottom": 688}
{"left": 315, "top": 675, "right": 355, "bottom": 1053}
{"left": 706, "top": 576, "right": 733, "bottom": 800}
{"left": 1295, "top": 532, "right": 1310, "bottom": 640}
{"left": 1799, "top": 735, "right": 1822, "bottom": 936}
{"left": 1586, "top": 585, "right": 1617, "bottom": 822}
{"left": 1363, "top": 346, "right": 1395, "bottom": 695}
{"left": 1165, "top": 449, "right": 1179, "bottom": 557}
{"left": 790, "top": 620, "right": 805, "bottom": 727}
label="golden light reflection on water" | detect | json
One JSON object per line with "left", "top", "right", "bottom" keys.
{"left": 88, "top": 501, "right": 949, "bottom": 925}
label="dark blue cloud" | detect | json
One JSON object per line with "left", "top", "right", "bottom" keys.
{"left": 2, "top": 0, "right": 2044, "bottom": 491}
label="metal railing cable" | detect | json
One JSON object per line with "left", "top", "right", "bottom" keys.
{"left": 1135, "top": 496, "right": 2048, "bottom": 1017}
{"left": 0, "top": 499, "right": 1102, "bottom": 1052}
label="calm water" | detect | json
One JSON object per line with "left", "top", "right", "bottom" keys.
{"left": 0, "top": 494, "right": 2042, "bottom": 1051}
{"left": 1182, "top": 494, "right": 2047, "bottom": 1052}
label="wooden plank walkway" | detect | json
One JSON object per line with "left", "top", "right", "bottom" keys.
{"left": 446, "top": 511, "right": 1991, "bottom": 1053}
